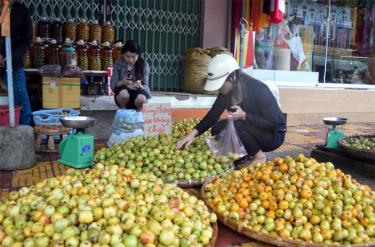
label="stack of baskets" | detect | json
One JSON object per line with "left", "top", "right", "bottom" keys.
{"left": 32, "top": 108, "right": 80, "bottom": 146}
{"left": 32, "top": 108, "right": 80, "bottom": 126}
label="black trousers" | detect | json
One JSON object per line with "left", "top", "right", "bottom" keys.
{"left": 211, "top": 120, "right": 285, "bottom": 156}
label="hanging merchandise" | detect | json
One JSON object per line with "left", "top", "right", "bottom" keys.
{"left": 90, "top": 20, "right": 102, "bottom": 43}
{"left": 231, "top": 0, "right": 243, "bottom": 53}
{"left": 77, "top": 19, "right": 90, "bottom": 42}
{"left": 249, "top": 0, "right": 269, "bottom": 32}
{"left": 102, "top": 21, "right": 115, "bottom": 44}
{"left": 64, "top": 19, "right": 77, "bottom": 41}
{"left": 234, "top": 19, "right": 254, "bottom": 68}
{"left": 270, "top": 0, "right": 285, "bottom": 24}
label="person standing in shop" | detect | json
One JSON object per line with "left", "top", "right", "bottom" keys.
{"left": 177, "top": 54, "right": 286, "bottom": 164}
{"left": 111, "top": 40, "right": 151, "bottom": 111}
{"left": 0, "top": 0, "right": 33, "bottom": 125}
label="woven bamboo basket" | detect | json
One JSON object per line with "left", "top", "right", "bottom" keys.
{"left": 165, "top": 163, "right": 234, "bottom": 188}
{"left": 339, "top": 135, "right": 375, "bottom": 162}
{"left": 201, "top": 182, "right": 375, "bottom": 247}
{"left": 208, "top": 216, "right": 219, "bottom": 247}
{"left": 185, "top": 188, "right": 218, "bottom": 247}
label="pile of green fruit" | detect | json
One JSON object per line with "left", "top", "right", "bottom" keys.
{"left": 0, "top": 164, "right": 217, "bottom": 247}
{"left": 95, "top": 134, "right": 236, "bottom": 182}
{"left": 203, "top": 154, "right": 375, "bottom": 245}
{"left": 341, "top": 136, "right": 375, "bottom": 151}
{"left": 172, "top": 118, "right": 209, "bottom": 140}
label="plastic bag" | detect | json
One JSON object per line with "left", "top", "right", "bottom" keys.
{"left": 39, "top": 64, "right": 62, "bottom": 77}
{"left": 205, "top": 117, "right": 247, "bottom": 158}
{"left": 108, "top": 109, "right": 144, "bottom": 146}
{"left": 112, "top": 109, "right": 144, "bottom": 134}
{"left": 62, "top": 65, "right": 84, "bottom": 78}
{"left": 107, "top": 129, "right": 144, "bottom": 147}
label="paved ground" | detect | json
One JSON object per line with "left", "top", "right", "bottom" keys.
{"left": 0, "top": 122, "right": 374, "bottom": 246}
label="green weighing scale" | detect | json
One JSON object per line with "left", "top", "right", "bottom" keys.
{"left": 323, "top": 117, "right": 348, "bottom": 149}
{"left": 58, "top": 116, "right": 96, "bottom": 168}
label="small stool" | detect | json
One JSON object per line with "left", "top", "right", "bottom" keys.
{"left": 34, "top": 125, "right": 69, "bottom": 152}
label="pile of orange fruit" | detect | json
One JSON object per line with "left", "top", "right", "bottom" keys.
{"left": 204, "top": 154, "right": 375, "bottom": 245}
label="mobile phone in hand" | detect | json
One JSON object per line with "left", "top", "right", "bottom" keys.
{"left": 229, "top": 106, "right": 236, "bottom": 113}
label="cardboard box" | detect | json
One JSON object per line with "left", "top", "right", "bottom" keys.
{"left": 42, "top": 77, "right": 80, "bottom": 108}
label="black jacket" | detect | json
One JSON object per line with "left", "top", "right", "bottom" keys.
{"left": 195, "top": 73, "right": 286, "bottom": 135}
{"left": 0, "top": 1, "right": 33, "bottom": 69}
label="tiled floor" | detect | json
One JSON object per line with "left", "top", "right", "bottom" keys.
{"left": 0, "top": 123, "right": 374, "bottom": 247}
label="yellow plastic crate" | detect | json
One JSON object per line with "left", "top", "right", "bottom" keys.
{"left": 42, "top": 77, "right": 81, "bottom": 108}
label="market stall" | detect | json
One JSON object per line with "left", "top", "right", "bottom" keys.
{"left": 1, "top": 0, "right": 375, "bottom": 246}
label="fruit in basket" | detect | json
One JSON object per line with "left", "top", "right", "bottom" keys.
{"left": 342, "top": 136, "right": 375, "bottom": 151}
{"left": 203, "top": 154, "right": 375, "bottom": 245}
{"left": 95, "top": 133, "right": 235, "bottom": 181}
{"left": 0, "top": 165, "right": 216, "bottom": 246}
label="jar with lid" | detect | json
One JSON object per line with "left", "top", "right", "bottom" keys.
{"left": 37, "top": 17, "right": 50, "bottom": 39}
{"left": 112, "top": 41, "right": 123, "bottom": 62}
{"left": 31, "top": 37, "right": 46, "bottom": 68}
{"left": 23, "top": 49, "right": 31, "bottom": 68}
{"left": 102, "top": 21, "right": 115, "bottom": 44}
{"left": 46, "top": 39, "right": 60, "bottom": 65}
{"left": 90, "top": 20, "right": 102, "bottom": 43}
{"left": 88, "top": 40, "right": 101, "bottom": 71}
{"left": 51, "top": 18, "right": 64, "bottom": 44}
{"left": 76, "top": 40, "right": 88, "bottom": 70}
{"left": 101, "top": 41, "right": 113, "bottom": 70}
{"left": 64, "top": 19, "right": 76, "bottom": 41}
{"left": 60, "top": 38, "right": 77, "bottom": 67}
{"left": 77, "top": 19, "right": 90, "bottom": 42}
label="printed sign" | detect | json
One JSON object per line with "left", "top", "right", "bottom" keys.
{"left": 143, "top": 103, "right": 172, "bottom": 136}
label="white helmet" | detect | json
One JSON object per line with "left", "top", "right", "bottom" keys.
{"left": 204, "top": 53, "right": 240, "bottom": 92}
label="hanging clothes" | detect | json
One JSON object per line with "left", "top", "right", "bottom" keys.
{"left": 249, "top": 0, "right": 269, "bottom": 32}
{"left": 245, "top": 0, "right": 251, "bottom": 24}
{"left": 250, "top": 0, "right": 261, "bottom": 31}
{"left": 263, "top": 0, "right": 271, "bottom": 15}
{"left": 270, "top": 0, "right": 285, "bottom": 24}
{"left": 234, "top": 20, "right": 254, "bottom": 68}
{"left": 259, "top": 0, "right": 270, "bottom": 30}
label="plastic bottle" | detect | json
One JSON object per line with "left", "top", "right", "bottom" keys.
{"left": 77, "top": 19, "right": 90, "bottom": 42}
{"left": 90, "top": 20, "right": 102, "bottom": 43}
{"left": 46, "top": 39, "right": 60, "bottom": 65}
{"left": 88, "top": 40, "right": 101, "bottom": 71}
{"left": 76, "top": 40, "right": 89, "bottom": 70}
{"left": 60, "top": 38, "right": 77, "bottom": 67}
{"left": 102, "top": 21, "right": 115, "bottom": 44}
{"left": 51, "top": 18, "right": 64, "bottom": 44}
{"left": 31, "top": 37, "right": 46, "bottom": 68}
{"left": 64, "top": 19, "right": 77, "bottom": 41}
{"left": 101, "top": 41, "right": 113, "bottom": 70}
{"left": 37, "top": 17, "right": 50, "bottom": 39}
{"left": 23, "top": 49, "right": 31, "bottom": 68}
{"left": 112, "top": 41, "right": 123, "bottom": 62}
